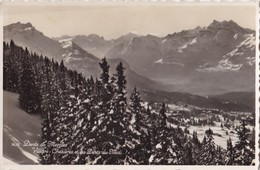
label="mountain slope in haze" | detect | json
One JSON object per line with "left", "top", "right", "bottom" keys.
{"left": 56, "top": 37, "right": 100, "bottom": 78}
{"left": 4, "top": 22, "right": 63, "bottom": 62}
{"left": 112, "top": 32, "right": 140, "bottom": 45}
{"left": 210, "top": 91, "right": 255, "bottom": 109}
{"left": 3, "top": 91, "right": 41, "bottom": 164}
{"left": 106, "top": 20, "right": 255, "bottom": 95}
{"left": 107, "top": 34, "right": 162, "bottom": 73}
{"left": 107, "top": 58, "right": 165, "bottom": 92}
{"left": 140, "top": 89, "right": 253, "bottom": 112}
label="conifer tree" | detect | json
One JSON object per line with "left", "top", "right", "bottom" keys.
{"left": 149, "top": 103, "right": 179, "bottom": 165}
{"left": 4, "top": 40, "right": 19, "bottom": 92}
{"left": 129, "top": 87, "right": 143, "bottom": 131}
{"left": 216, "top": 146, "right": 224, "bottom": 165}
{"left": 226, "top": 138, "right": 234, "bottom": 165}
{"left": 109, "top": 61, "right": 128, "bottom": 164}
{"left": 198, "top": 128, "right": 216, "bottom": 165}
{"left": 39, "top": 57, "right": 59, "bottom": 164}
{"left": 69, "top": 74, "right": 98, "bottom": 164}
{"left": 184, "top": 140, "right": 193, "bottom": 165}
{"left": 18, "top": 49, "right": 41, "bottom": 114}
{"left": 233, "top": 120, "right": 254, "bottom": 165}
{"left": 91, "top": 58, "right": 116, "bottom": 164}
{"left": 125, "top": 87, "right": 149, "bottom": 164}
{"left": 192, "top": 131, "right": 201, "bottom": 164}
{"left": 95, "top": 57, "right": 114, "bottom": 141}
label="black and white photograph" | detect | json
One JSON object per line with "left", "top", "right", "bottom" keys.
{"left": 2, "top": 3, "right": 258, "bottom": 167}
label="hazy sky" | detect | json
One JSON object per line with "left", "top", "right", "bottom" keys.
{"left": 4, "top": 4, "right": 256, "bottom": 40}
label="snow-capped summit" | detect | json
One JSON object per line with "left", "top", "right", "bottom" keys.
{"left": 59, "top": 38, "right": 73, "bottom": 49}
{"left": 58, "top": 37, "right": 98, "bottom": 63}
{"left": 54, "top": 34, "right": 114, "bottom": 58}
{"left": 4, "top": 22, "right": 38, "bottom": 34}
{"left": 86, "top": 34, "right": 105, "bottom": 41}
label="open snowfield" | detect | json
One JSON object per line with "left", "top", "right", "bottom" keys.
{"left": 166, "top": 103, "right": 254, "bottom": 149}
{"left": 189, "top": 124, "right": 239, "bottom": 149}
{"left": 169, "top": 122, "right": 239, "bottom": 149}
{"left": 3, "top": 91, "right": 41, "bottom": 164}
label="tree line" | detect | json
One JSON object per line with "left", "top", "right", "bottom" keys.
{"left": 3, "top": 40, "right": 255, "bottom": 165}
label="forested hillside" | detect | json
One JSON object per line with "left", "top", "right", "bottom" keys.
{"left": 3, "top": 40, "right": 255, "bottom": 165}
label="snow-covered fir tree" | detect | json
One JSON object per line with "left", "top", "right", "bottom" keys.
{"left": 149, "top": 103, "right": 179, "bottom": 165}
{"left": 18, "top": 48, "right": 41, "bottom": 114}
{"left": 198, "top": 128, "right": 217, "bottom": 165}
{"left": 225, "top": 138, "right": 234, "bottom": 165}
{"left": 105, "top": 61, "right": 128, "bottom": 164}
{"left": 191, "top": 131, "right": 201, "bottom": 164}
{"left": 125, "top": 87, "right": 149, "bottom": 164}
{"left": 233, "top": 120, "right": 254, "bottom": 165}
{"left": 39, "top": 57, "right": 60, "bottom": 164}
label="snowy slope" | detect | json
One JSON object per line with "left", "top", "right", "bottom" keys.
{"left": 3, "top": 91, "right": 41, "bottom": 164}
{"left": 2, "top": 157, "right": 18, "bottom": 165}
{"left": 4, "top": 22, "right": 63, "bottom": 62}
{"left": 54, "top": 34, "right": 114, "bottom": 59}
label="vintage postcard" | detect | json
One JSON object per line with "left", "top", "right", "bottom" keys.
{"left": 0, "top": 1, "right": 259, "bottom": 170}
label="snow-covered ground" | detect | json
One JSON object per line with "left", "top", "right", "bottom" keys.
{"left": 3, "top": 156, "right": 18, "bottom": 165}
{"left": 165, "top": 103, "right": 253, "bottom": 149}
{"left": 189, "top": 124, "right": 239, "bottom": 149}
{"left": 3, "top": 91, "right": 41, "bottom": 164}
{"left": 168, "top": 122, "right": 239, "bottom": 149}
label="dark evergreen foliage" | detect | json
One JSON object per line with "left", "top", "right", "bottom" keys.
{"left": 18, "top": 49, "right": 41, "bottom": 114}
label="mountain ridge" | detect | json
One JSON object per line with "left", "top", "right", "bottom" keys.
{"left": 4, "top": 22, "right": 164, "bottom": 93}
{"left": 105, "top": 20, "right": 255, "bottom": 95}
{"left": 4, "top": 20, "right": 255, "bottom": 95}
{"left": 52, "top": 32, "right": 140, "bottom": 58}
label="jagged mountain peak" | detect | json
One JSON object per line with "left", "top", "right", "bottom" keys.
{"left": 4, "top": 21, "right": 35, "bottom": 32}
{"left": 86, "top": 34, "right": 105, "bottom": 40}
{"left": 53, "top": 34, "right": 106, "bottom": 42}
{"left": 5, "top": 21, "right": 32, "bottom": 27}
{"left": 145, "top": 34, "right": 159, "bottom": 38}
{"left": 209, "top": 20, "right": 238, "bottom": 28}
{"left": 115, "top": 32, "right": 139, "bottom": 41}
{"left": 207, "top": 19, "right": 254, "bottom": 34}
{"left": 165, "top": 26, "right": 206, "bottom": 39}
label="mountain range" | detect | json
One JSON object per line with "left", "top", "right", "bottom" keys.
{"left": 53, "top": 32, "right": 140, "bottom": 59}
{"left": 4, "top": 20, "right": 255, "bottom": 97}
{"left": 106, "top": 20, "right": 255, "bottom": 95}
